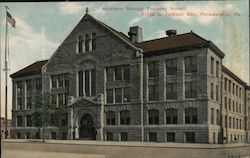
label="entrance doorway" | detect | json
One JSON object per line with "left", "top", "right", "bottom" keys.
{"left": 79, "top": 114, "right": 96, "bottom": 140}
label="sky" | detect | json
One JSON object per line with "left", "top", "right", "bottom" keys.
{"left": 0, "top": 1, "right": 249, "bottom": 119}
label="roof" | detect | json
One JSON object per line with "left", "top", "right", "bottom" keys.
{"left": 89, "top": 13, "right": 225, "bottom": 58}
{"left": 222, "top": 65, "right": 247, "bottom": 86}
{"left": 11, "top": 13, "right": 226, "bottom": 79}
{"left": 134, "top": 32, "right": 225, "bottom": 58}
{"left": 10, "top": 60, "right": 47, "bottom": 78}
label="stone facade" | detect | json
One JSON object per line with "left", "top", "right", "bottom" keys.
{"left": 10, "top": 13, "right": 250, "bottom": 144}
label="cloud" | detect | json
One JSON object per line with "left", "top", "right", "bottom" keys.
{"left": 1, "top": 16, "right": 59, "bottom": 118}
{"left": 58, "top": 2, "right": 83, "bottom": 15}
{"left": 128, "top": 17, "right": 142, "bottom": 26}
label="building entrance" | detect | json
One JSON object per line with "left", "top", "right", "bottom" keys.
{"left": 79, "top": 114, "right": 96, "bottom": 140}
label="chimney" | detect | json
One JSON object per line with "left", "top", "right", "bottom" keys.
{"left": 166, "top": 30, "right": 177, "bottom": 37}
{"left": 128, "top": 26, "right": 143, "bottom": 43}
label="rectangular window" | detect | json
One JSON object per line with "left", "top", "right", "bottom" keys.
{"left": 17, "top": 116, "right": 23, "bottom": 127}
{"left": 78, "top": 70, "right": 96, "bottom": 97}
{"left": 115, "top": 88, "right": 122, "bottom": 103}
{"left": 236, "top": 85, "right": 238, "bottom": 96}
{"left": 36, "top": 78, "right": 42, "bottom": 91}
{"left": 26, "top": 133, "right": 31, "bottom": 139}
{"left": 229, "top": 117, "right": 231, "bottom": 128}
{"left": 16, "top": 132, "right": 21, "bottom": 139}
{"left": 64, "top": 93, "right": 68, "bottom": 106}
{"left": 106, "top": 132, "right": 113, "bottom": 141}
{"left": 229, "top": 80, "right": 231, "bottom": 92}
{"left": 65, "top": 75, "right": 69, "bottom": 88}
{"left": 51, "top": 132, "right": 56, "bottom": 139}
{"left": 211, "top": 108, "right": 214, "bottom": 125}
{"left": 216, "top": 109, "right": 219, "bottom": 125}
{"left": 123, "top": 88, "right": 130, "bottom": 102}
{"left": 211, "top": 57, "right": 214, "bottom": 75}
{"left": 185, "top": 132, "right": 195, "bottom": 143}
{"left": 148, "top": 62, "right": 159, "bottom": 77}
{"left": 17, "top": 81, "right": 23, "bottom": 94}
{"left": 26, "top": 80, "right": 32, "bottom": 93}
{"left": 185, "top": 82, "right": 197, "bottom": 98}
{"left": 216, "top": 85, "right": 219, "bottom": 101}
{"left": 233, "top": 100, "right": 235, "bottom": 112}
{"left": 26, "top": 97, "right": 32, "bottom": 109}
{"left": 115, "top": 66, "right": 122, "bottom": 81}
{"left": 240, "top": 119, "right": 242, "bottom": 129}
{"left": 58, "top": 94, "right": 64, "bottom": 106}
{"left": 51, "top": 75, "right": 57, "bottom": 88}
{"left": 106, "top": 67, "right": 113, "bottom": 81}
{"left": 148, "top": 85, "right": 159, "bottom": 101}
{"left": 166, "top": 132, "right": 175, "bottom": 142}
{"left": 224, "top": 115, "right": 227, "bottom": 127}
{"left": 26, "top": 115, "right": 32, "bottom": 127}
{"left": 85, "top": 70, "right": 90, "bottom": 96}
{"left": 106, "top": 89, "right": 113, "bottom": 103}
{"left": 91, "top": 70, "right": 96, "bottom": 96}
{"left": 210, "top": 83, "right": 214, "bottom": 99}
{"left": 216, "top": 61, "right": 219, "bottom": 77}
{"left": 17, "top": 98, "right": 23, "bottom": 110}
{"left": 79, "top": 71, "right": 84, "bottom": 97}
{"left": 224, "top": 78, "right": 227, "bottom": 91}
{"left": 239, "top": 88, "right": 241, "bottom": 98}
{"left": 224, "top": 97, "right": 227, "bottom": 109}
{"left": 123, "top": 65, "right": 130, "bottom": 81}
{"left": 166, "top": 83, "right": 177, "bottom": 100}
{"left": 58, "top": 75, "right": 64, "bottom": 87}
{"left": 166, "top": 58, "right": 177, "bottom": 75}
{"left": 148, "top": 132, "right": 157, "bottom": 142}
{"left": 233, "top": 83, "right": 235, "bottom": 94}
{"left": 120, "top": 111, "right": 130, "bottom": 125}
{"left": 120, "top": 132, "right": 128, "bottom": 141}
{"left": 106, "top": 111, "right": 115, "bottom": 125}
{"left": 229, "top": 99, "right": 231, "bottom": 110}
{"left": 233, "top": 118, "right": 235, "bottom": 129}
{"left": 185, "top": 56, "right": 197, "bottom": 73}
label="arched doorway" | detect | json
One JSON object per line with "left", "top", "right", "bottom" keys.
{"left": 79, "top": 114, "right": 96, "bottom": 140}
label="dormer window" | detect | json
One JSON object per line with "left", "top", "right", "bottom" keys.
{"left": 85, "top": 34, "right": 90, "bottom": 52}
{"left": 78, "top": 35, "right": 83, "bottom": 53}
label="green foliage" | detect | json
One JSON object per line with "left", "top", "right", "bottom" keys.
{"left": 32, "top": 92, "right": 64, "bottom": 141}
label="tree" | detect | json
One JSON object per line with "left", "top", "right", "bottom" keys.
{"left": 32, "top": 92, "right": 63, "bottom": 142}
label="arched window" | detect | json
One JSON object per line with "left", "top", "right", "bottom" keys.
{"left": 92, "top": 33, "right": 96, "bottom": 50}
{"left": 78, "top": 35, "right": 83, "bottom": 53}
{"left": 85, "top": 34, "right": 90, "bottom": 52}
{"left": 166, "top": 109, "right": 177, "bottom": 124}
{"left": 185, "top": 108, "right": 197, "bottom": 124}
{"left": 148, "top": 109, "right": 159, "bottom": 125}
{"left": 120, "top": 110, "right": 130, "bottom": 125}
{"left": 106, "top": 111, "right": 115, "bottom": 125}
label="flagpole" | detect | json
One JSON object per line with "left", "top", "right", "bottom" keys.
{"left": 4, "top": 6, "right": 9, "bottom": 139}
{"left": 0, "top": 7, "right": 2, "bottom": 158}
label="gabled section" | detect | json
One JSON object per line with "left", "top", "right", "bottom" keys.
{"left": 73, "top": 97, "right": 99, "bottom": 108}
{"left": 10, "top": 60, "right": 48, "bottom": 78}
{"left": 43, "top": 13, "right": 139, "bottom": 71}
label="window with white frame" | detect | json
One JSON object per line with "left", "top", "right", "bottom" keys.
{"left": 185, "top": 56, "right": 197, "bottom": 73}
{"left": 78, "top": 70, "right": 96, "bottom": 97}
{"left": 166, "top": 58, "right": 177, "bottom": 75}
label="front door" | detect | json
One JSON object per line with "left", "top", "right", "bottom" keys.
{"left": 79, "top": 114, "right": 96, "bottom": 140}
